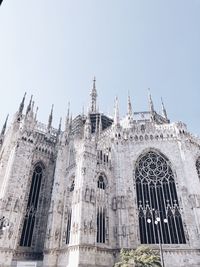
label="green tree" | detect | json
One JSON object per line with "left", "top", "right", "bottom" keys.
{"left": 114, "top": 246, "right": 161, "bottom": 267}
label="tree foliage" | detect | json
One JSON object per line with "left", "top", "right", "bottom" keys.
{"left": 114, "top": 246, "right": 161, "bottom": 267}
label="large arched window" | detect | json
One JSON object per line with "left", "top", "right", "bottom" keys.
{"left": 20, "top": 163, "right": 44, "bottom": 247}
{"left": 135, "top": 151, "right": 186, "bottom": 244}
{"left": 196, "top": 157, "right": 200, "bottom": 179}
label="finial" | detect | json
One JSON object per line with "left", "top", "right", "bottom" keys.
{"left": 148, "top": 88, "right": 154, "bottom": 113}
{"left": 127, "top": 92, "right": 133, "bottom": 118}
{"left": 1, "top": 114, "right": 9, "bottom": 136}
{"left": 114, "top": 97, "right": 120, "bottom": 125}
{"left": 90, "top": 77, "right": 97, "bottom": 113}
{"left": 161, "top": 97, "right": 168, "bottom": 120}
{"left": 26, "top": 95, "right": 33, "bottom": 116}
{"left": 47, "top": 104, "right": 54, "bottom": 130}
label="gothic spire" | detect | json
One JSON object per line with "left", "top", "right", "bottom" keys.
{"left": 26, "top": 95, "right": 33, "bottom": 116}
{"left": 58, "top": 117, "right": 62, "bottom": 134}
{"left": 95, "top": 114, "right": 98, "bottom": 134}
{"left": 148, "top": 88, "right": 154, "bottom": 114}
{"left": 34, "top": 107, "right": 38, "bottom": 121}
{"left": 127, "top": 92, "right": 133, "bottom": 118}
{"left": 69, "top": 114, "right": 73, "bottom": 131}
{"left": 65, "top": 102, "right": 70, "bottom": 131}
{"left": 47, "top": 104, "right": 53, "bottom": 130}
{"left": 161, "top": 97, "right": 168, "bottom": 120}
{"left": 31, "top": 101, "right": 35, "bottom": 112}
{"left": 18, "top": 92, "right": 26, "bottom": 114}
{"left": 114, "top": 97, "right": 120, "bottom": 126}
{"left": 99, "top": 113, "right": 102, "bottom": 137}
{"left": 1, "top": 114, "right": 9, "bottom": 136}
{"left": 90, "top": 77, "right": 97, "bottom": 113}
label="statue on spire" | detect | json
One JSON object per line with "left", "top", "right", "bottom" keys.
{"left": 90, "top": 77, "right": 97, "bottom": 113}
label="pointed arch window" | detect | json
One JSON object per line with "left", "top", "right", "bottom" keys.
{"left": 196, "top": 157, "right": 200, "bottom": 179}
{"left": 135, "top": 151, "right": 186, "bottom": 244}
{"left": 97, "top": 175, "right": 106, "bottom": 189}
{"left": 97, "top": 207, "right": 105, "bottom": 243}
{"left": 20, "top": 163, "right": 44, "bottom": 247}
{"left": 66, "top": 210, "right": 72, "bottom": 244}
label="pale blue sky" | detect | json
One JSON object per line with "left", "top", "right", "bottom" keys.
{"left": 0, "top": 1, "right": 200, "bottom": 133}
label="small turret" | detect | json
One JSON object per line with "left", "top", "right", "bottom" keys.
{"left": 47, "top": 105, "right": 54, "bottom": 131}
{"left": 90, "top": 77, "right": 97, "bottom": 113}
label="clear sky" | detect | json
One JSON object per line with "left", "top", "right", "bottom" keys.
{"left": 0, "top": 1, "right": 200, "bottom": 134}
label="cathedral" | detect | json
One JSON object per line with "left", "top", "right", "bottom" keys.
{"left": 0, "top": 79, "right": 200, "bottom": 267}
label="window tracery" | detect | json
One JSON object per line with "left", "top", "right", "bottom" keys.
{"left": 135, "top": 151, "right": 186, "bottom": 244}
{"left": 20, "top": 163, "right": 44, "bottom": 247}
